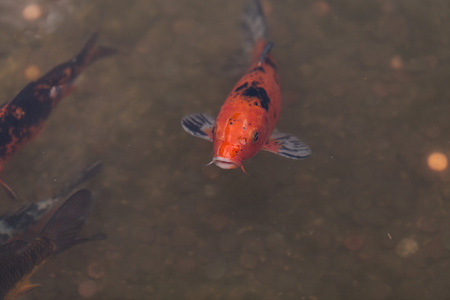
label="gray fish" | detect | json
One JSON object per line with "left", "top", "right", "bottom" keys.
{"left": 0, "top": 160, "right": 102, "bottom": 244}
{"left": 0, "top": 189, "right": 106, "bottom": 300}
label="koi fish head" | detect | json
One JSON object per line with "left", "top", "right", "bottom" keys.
{"left": 212, "top": 111, "right": 268, "bottom": 169}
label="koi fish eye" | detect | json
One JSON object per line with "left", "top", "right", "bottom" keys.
{"left": 252, "top": 131, "right": 259, "bottom": 143}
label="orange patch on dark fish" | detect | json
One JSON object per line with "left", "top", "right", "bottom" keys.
{"left": 0, "top": 33, "right": 115, "bottom": 201}
{"left": 182, "top": 0, "right": 311, "bottom": 170}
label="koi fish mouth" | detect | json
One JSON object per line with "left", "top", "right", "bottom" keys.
{"left": 213, "top": 157, "right": 240, "bottom": 169}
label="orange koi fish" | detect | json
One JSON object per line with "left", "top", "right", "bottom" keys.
{"left": 0, "top": 33, "right": 115, "bottom": 200}
{"left": 182, "top": 0, "right": 311, "bottom": 171}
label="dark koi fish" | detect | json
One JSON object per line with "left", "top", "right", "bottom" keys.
{"left": 0, "top": 160, "right": 102, "bottom": 244}
{"left": 0, "top": 33, "right": 115, "bottom": 200}
{"left": 182, "top": 0, "right": 311, "bottom": 171}
{"left": 0, "top": 189, "right": 106, "bottom": 300}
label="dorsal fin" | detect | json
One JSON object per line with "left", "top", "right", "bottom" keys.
{"left": 258, "top": 41, "right": 274, "bottom": 66}
{"left": 38, "top": 189, "right": 103, "bottom": 255}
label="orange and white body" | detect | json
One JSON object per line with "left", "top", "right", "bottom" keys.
{"left": 182, "top": 0, "right": 310, "bottom": 170}
{"left": 212, "top": 40, "right": 281, "bottom": 169}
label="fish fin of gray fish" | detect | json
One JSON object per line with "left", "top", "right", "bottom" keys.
{"left": 38, "top": 189, "right": 105, "bottom": 255}
{"left": 241, "top": 0, "right": 267, "bottom": 55}
{"left": 263, "top": 130, "right": 312, "bottom": 159}
{"left": 53, "top": 160, "right": 102, "bottom": 200}
{"left": 181, "top": 113, "right": 215, "bottom": 142}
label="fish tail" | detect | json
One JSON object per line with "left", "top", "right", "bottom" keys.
{"left": 39, "top": 189, "right": 106, "bottom": 255}
{"left": 36, "top": 32, "right": 116, "bottom": 96}
{"left": 73, "top": 32, "right": 117, "bottom": 71}
{"left": 241, "top": 0, "right": 267, "bottom": 54}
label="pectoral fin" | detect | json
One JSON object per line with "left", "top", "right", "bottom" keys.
{"left": 181, "top": 113, "right": 215, "bottom": 142}
{"left": 263, "top": 130, "right": 311, "bottom": 159}
{"left": 9, "top": 277, "right": 40, "bottom": 298}
{"left": 16, "top": 283, "right": 40, "bottom": 296}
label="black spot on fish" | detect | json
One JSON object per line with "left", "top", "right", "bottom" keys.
{"left": 251, "top": 66, "right": 265, "bottom": 73}
{"left": 242, "top": 86, "right": 271, "bottom": 111}
{"left": 253, "top": 101, "right": 258, "bottom": 106}
{"left": 234, "top": 82, "right": 248, "bottom": 92}
{"left": 253, "top": 131, "right": 259, "bottom": 142}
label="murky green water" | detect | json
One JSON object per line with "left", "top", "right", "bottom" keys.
{"left": 1, "top": 0, "right": 450, "bottom": 299}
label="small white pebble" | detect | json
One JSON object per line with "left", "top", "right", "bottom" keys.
{"left": 395, "top": 237, "right": 419, "bottom": 258}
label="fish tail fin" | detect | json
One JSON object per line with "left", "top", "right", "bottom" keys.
{"left": 241, "top": 0, "right": 267, "bottom": 54}
{"left": 53, "top": 160, "right": 103, "bottom": 201}
{"left": 74, "top": 32, "right": 117, "bottom": 70}
{"left": 38, "top": 32, "right": 116, "bottom": 95}
{"left": 39, "top": 189, "right": 106, "bottom": 255}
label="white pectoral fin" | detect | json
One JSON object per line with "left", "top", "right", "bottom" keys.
{"left": 262, "top": 130, "right": 311, "bottom": 159}
{"left": 181, "top": 113, "right": 215, "bottom": 142}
